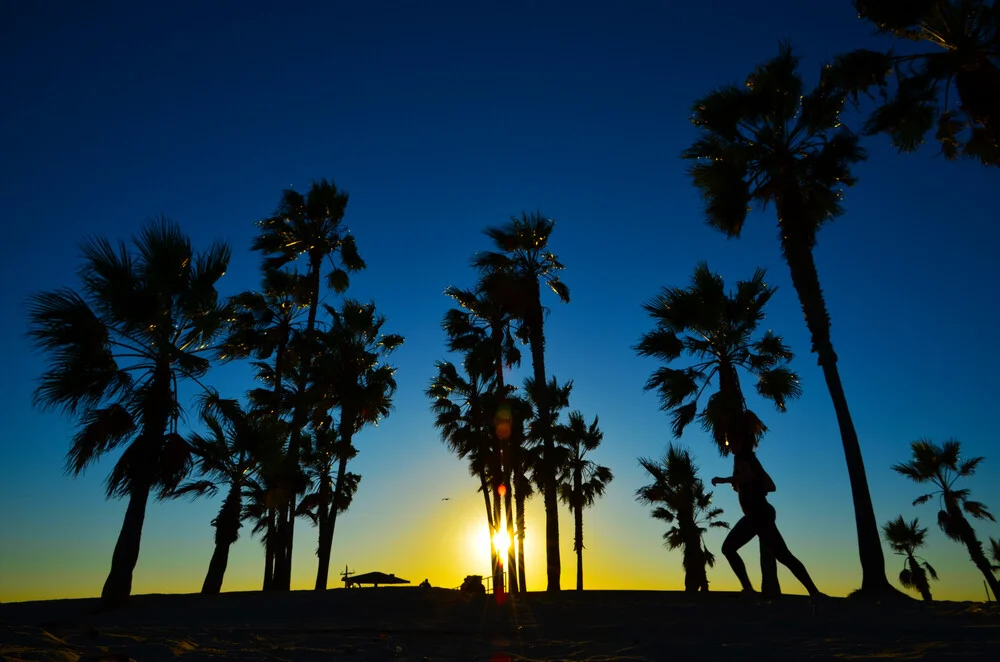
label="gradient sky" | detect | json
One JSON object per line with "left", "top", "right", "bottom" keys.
{"left": 2, "top": 1, "right": 998, "bottom": 603}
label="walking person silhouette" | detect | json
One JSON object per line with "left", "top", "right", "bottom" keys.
{"left": 712, "top": 441, "right": 824, "bottom": 603}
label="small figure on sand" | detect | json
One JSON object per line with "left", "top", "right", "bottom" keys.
{"left": 712, "top": 442, "right": 824, "bottom": 602}
{"left": 419, "top": 578, "right": 431, "bottom": 588}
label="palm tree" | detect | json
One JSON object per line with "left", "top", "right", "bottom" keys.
{"left": 683, "top": 45, "right": 896, "bottom": 596}
{"left": 893, "top": 439, "right": 999, "bottom": 599}
{"left": 635, "top": 263, "right": 799, "bottom": 596}
{"left": 636, "top": 445, "right": 729, "bottom": 592}
{"left": 252, "top": 179, "right": 365, "bottom": 590}
{"left": 473, "top": 212, "right": 570, "bottom": 591}
{"left": 309, "top": 299, "right": 402, "bottom": 590}
{"left": 171, "top": 398, "right": 284, "bottom": 594}
{"left": 444, "top": 279, "right": 524, "bottom": 590}
{"left": 428, "top": 359, "right": 505, "bottom": 590}
{"left": 990, "top": 537, "right": 1000, "bottom": 572}
{"left": 882, "top": 516, "right": 938, "bottom": 601}
{"left": 556, "top": 412, "right": 613, "bottom": 591}
{"left": 828, "top": 0, "right": 1000, "bottom": 165}
{"left": 27, "top": 219, "right": 229, "bottom": 607}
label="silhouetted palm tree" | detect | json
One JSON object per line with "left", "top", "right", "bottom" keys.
{"left": 683, "top": 45, "right": 894, "bottom": 596}
{"left": 252, "top": 179, "right": 365, "bottom": 590}
{"left": 893, "top": 439, "right": 999, "bottom": 599}
{"left": 309, "top": 299, "right": 402, "bottom": 589}
{"left": 444, "top": 280, "right": 523, "bottom": 590}
{"left": 635, "top": 263, "right": 799, "bottom": 596}
{"left": 882, "top": 516, "right": 938, "bottom": 601}
{"left": 556, "top": 412, "right": 613, "bottom": 591}
{"left": 428, "top": 359, "right": 505, "bottom": 589}
{"left": 172, "top": 397, "right": 285, "bottom": 594}
{"left": 829, "top": 0, "right": 999, "bottom": 165}
{"left": 27, "top": 219, "right": 229, "bottom": 607}
{"left": 990, "top": 537, "right": 1000, "bottom": 572}
{"left": 473, "top": 212, "right": 569, "bottom": 591}
{"left": 636, "top": 445, "right": 729, "bottom": 592}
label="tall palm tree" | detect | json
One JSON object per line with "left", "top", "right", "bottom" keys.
{"left": 473, "top": 212, "right": 570, "bottom": 591}
{"left": 683, "top": 45, "right": 895, "bottom": 596}
{"left": 27, "top": 219, "right": 229, "bottom": 607}
{"left": 309, "top": 299, "right": 402, "bottom": 590}
{"left": 828, "top": 0, "right": 1000, "bottom": 165}
{"left": 252, "top": 179, "right": 365, "bottom": 590}
{"left": 882, "top": 516, "right": 938, "bottom": 601}
{"left": 444, "top": 279, "right": 524, "bottom": 590}
{"left": 635, "top": 263, "right": 799, "bottom": 596}
{"left": 506, "top": 394, "right": 537, "bottom": 592}
{"left": 556, "top": 412, "right": 613, "bottom": 591}
{"left": 636, "top": 445, "right": 729, "bottom": 592}
{"left": 893, "top": 438, "right": 999, "bottom": 599}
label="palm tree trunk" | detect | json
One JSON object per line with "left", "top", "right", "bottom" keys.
{"left": 504, "top": 484, "right": 518, "bottom": 593}
{"left": 313, "top": 471, "right": 332, "bottom": 590}
{"left": 101, "top": 369, "right": 170, "bottom": 608}
{"left": 574, "top": 501, "right": 584, "bottom": 591}
{"left": 954, "top": 509, "right": 1000, "bottom": 600}
{"left": 527, "top": 287, "right": 561, "bottom": 591}
{"left": 101, "top": 480, "right": 151, "bottom": 607}
{"left": 277, "top": 263, "right": 324, "bottom": 590}
{"left": 775, "top": 192, "right": 891, "bottom": 595}
{"left": 202, "top": 482, "right": 242, "bottom": 594}
{"left": 318, "top": 429, "right": 352, "bottom": 591}
{"left": 262, "top": 507, "right": 275, "bottom": 590}
{"left": 515, "top": 486, "right": 527, "bottom": 592}
{"left": 492, "top": 481, "right": 504, "bottom": 592}
{"left": 479, "top": 470, "right": 498, "bottom": 580}
{"left": 907, "top": 556, "right": 933, "bottom": 602}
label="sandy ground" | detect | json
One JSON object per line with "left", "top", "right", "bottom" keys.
{"left": 1, "top": 588, "right": 998, "bottom": 660}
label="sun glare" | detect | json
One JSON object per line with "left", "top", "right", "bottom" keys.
{"left": 493, "top": 530, "right": 511, "bottom": 558}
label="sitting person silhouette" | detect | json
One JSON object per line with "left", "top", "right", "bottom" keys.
{"left": 712, "top": 441, "right": 824, "bottom": 602}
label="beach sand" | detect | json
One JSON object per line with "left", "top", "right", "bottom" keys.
{"left": 2, "top": 588, "right": 997, "bottom": 660}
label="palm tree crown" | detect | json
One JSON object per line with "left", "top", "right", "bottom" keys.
{"left": 636, "top": 263, "right": 800, "bottom": 455}
{"left": 829, "top": 0, "right": 1000, "bottom": 165}
{"left": 882, "top": 515, "right": 938, "bottom": 600}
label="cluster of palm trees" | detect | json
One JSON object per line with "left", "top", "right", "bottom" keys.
{"left": 28, "top": 180, "right": 403, "bottom": 607}
{"left": 428, "top": 213, "right": 613, "bottom": 592}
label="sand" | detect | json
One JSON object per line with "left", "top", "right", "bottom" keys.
{"left": 1, "top": 588, "right": 998, "bottom": 660}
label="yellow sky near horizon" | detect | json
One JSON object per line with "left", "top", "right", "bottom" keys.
{"left": 3, "top": 484, "right": 995, "bottom": 605}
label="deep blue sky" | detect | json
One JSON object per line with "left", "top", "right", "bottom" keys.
{"left": 2, "top": 1, "right": 998, "bottom": 601}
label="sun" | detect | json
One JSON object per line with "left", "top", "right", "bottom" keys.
{"left": 493, "top": 530, "right": 511, "bottom": 558}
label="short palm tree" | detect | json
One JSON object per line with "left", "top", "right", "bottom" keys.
{"left": 636, "top": 445, "right": 728, "bottom": 592}
{"left": 556, "top": 412, "right": 613, "bottom": 591}
{"left": 428, "top": 359, "right": 506, "bottom": 589}
{"left": 473, "top": 212, "right": 570, "bottom": 591}
{"left": 27, "top": 219, "right": 229, "bottom": 606}
{"left": 829, "top": 0, "right": 1000, "bottom": 165}
{"left": 172, "top": 398, "right": 285, "bottom": 594}
{"left": 882, "top": 516, "right": 938, "bottom": 601}
{"left": 892, "top": 438, "right": 999, "bottom": 599}
{"left": 309, "top": 299, "right": 402, "bottom": 590}
{"left": 683, "top": 44, "right": 894, "bottom": 596}
{"left": 252, "top": 179, "right": 365, "bottom": 590}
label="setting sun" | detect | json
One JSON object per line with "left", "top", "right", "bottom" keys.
{"left": 493, "top": 530, "right": 511, "bottom": 558}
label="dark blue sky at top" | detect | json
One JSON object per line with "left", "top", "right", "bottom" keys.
{"left": 2, "top": 1, "right": 998, "bottom": 598}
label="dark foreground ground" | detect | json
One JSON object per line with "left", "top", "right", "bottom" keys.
{"left": 1, "top": 588, "right": 998, "bottom": 660}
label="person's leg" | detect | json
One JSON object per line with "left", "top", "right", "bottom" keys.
{"left": 721, "top": 516, "right": 758, "bottom": 592}
{"left": 753, "top": 508, "right": 820, "bottom": 596}
{"left": 759, "top": 540, "right": 781, "bottom": 597}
